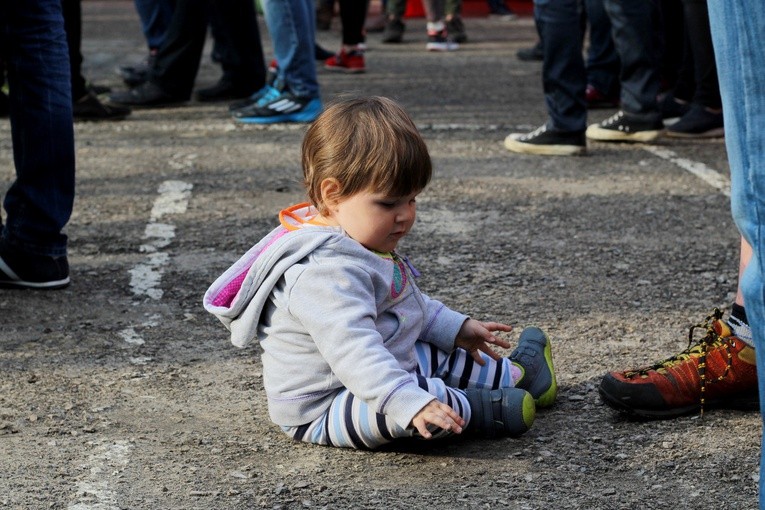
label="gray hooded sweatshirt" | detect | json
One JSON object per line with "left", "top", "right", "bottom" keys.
{"left": 203, "top": 205, "right": 468, "bottom": 430}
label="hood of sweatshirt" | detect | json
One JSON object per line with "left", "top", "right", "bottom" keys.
{"left": 203, "top": 204, "right": 339, "bottom": 348}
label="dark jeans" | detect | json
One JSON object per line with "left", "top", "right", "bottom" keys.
{"left": 0, "top": 0, "right": 75, "bottom": 257}
{"left": 134, "top": 0, "right": 175, "bottom": 50}
{"left": 585, "top": 0, "right": 620, "bottom": 97}
{"left": 534, "top": 0, "right": 660, "bottom": 132}
{"left": 603, "top": 0, "right": 661, "bottom": 117}
{"left": 150, "top": 0, "right": 266, "bottom": 99}
{"left": 680, "top": 0, "right": 721, "bottom": 109}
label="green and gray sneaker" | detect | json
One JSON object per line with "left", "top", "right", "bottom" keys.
{"left": 510, "top": 327, "right": 557, "bottom": 407}
{"left": 464, "top": 387, "right": 535, "bottom": 438}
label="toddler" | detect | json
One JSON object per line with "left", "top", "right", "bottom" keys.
{"left": 204, "top": 96, "right": 557, "bottom": 449}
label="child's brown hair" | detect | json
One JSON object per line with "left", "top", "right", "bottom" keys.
{"left": 301, "top": 96, "right": 432, "bottom": 214}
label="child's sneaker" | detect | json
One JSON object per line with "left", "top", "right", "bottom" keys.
{"left": 585, "top": 110, "right": 664, "bottom": 142}
{"left": 324, "top": 49, "right": 366, "bottom": 74}
{"left": 232, "top": 84, "right": 322, "bottom": 124}
{"left": 509, "top": 327, "right": 558, "bottom": 407}
{"left": 598, "top": 309, "right": 758, "bottom": 419}
{"left": 426, "top": 29, "right": 459, "bottom": 52}
{"left": 0, "top": 243, "right": 70, "bottom": 290}
{"left": 464, "top": 387, "right": 535, "bottom": 438}
{"left": 504, "top": 124, "right": 586, "bottom": 156}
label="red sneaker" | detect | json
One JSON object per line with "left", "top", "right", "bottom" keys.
{"left": 324, "top": 49, "right": 366, "bottom": 74}
{"left": 598, "top": 309, "right": 758, "bottom": 419}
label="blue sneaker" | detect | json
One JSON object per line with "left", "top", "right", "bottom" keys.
{"left": 232, "top": 85, "right": 322, "bottom": 124}
{"left": 509, "top": 327, "right": 557, "bottom": 407}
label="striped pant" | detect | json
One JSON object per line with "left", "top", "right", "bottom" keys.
{"left": 283, "top": 341, "right": 517, "bottom": 449}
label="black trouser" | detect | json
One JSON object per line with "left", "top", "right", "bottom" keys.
{"left": 61, "top": 0, "right": 88, "bottom": 100}
{"left": 149, "top": 0, "right": 266, "bottom": 99}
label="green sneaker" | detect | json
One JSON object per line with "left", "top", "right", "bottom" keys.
{"left": 464, "top": 387, "right": 535, "bottom": 438}
{"left": 510, "top": 327, "right": 557, "bottom": 407}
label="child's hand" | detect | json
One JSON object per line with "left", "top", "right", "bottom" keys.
{"left": 455, "top": 319, "right": 513, "bottom": 366}
{"left": 411, "top": 400, "right": 465, "bottom": 439}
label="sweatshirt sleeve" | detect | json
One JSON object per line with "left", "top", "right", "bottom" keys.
{"left": 418, "top": 293, "right": 468, "bottom": 353}
{"left": 287, "top": 261, "right": 436, "bottom": 429}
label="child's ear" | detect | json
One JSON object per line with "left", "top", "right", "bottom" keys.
{"left": 319, "top": 178, "right": 342, "bottom": 212}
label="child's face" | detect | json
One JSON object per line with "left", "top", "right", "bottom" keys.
{"left": 327, "top": 188, "right": 419, "bottom": 253}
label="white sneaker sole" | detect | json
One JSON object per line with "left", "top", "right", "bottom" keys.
{"left": 504, "top": 133, "right": 586, "bottom": 156}
{"left": 585, "top": 123, "right": 663, "bottom": 142}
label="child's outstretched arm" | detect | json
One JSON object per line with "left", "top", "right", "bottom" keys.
{"left": 411, "top": 400, "right": 465, "bottom": 439}
{"left": 455, "top": 319, "right": 513, "bottom": 366}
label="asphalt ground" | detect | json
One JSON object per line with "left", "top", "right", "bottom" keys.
{"left": 0, "top": 2, "right": 758, "bottom": 509}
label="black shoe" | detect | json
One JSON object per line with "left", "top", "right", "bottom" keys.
{"left": 382, "top": 18, "right": 405, "bottom": 43}
{"left": 0, "top": 243, "right": 70, "bottom": 290}
{"left": 314, "top": 44, "right": 334, "bottom": 61}
{"left": 118, "top": 53, "right": 156, "bottom": 87}
{"left": 73, "top": 91, "right": 132, "bottom": 121}
{"left": 666, "top": 103, "right": 724, "bottom": 138}
{"left": 586, "top": 111, "right": 664, "bottom": 142}
{"left": 517, "top": 41, "right": 543, "bottom": 62}
{"left": 659, "top": 92, "right": 691, "bottom": 122}
{"left": 446, "top": 16, "right": 467, "bottom": 43}
{"left": 109, "top": 81, "right": 186, "bottom": 108}
{"left": 87, "top": 82, "right": 112, "bottom": 95}
{"left": 504, "top": 124, "right": 586, "bottom": 156}
{"left": 194, "top": 78, "right": 256, "bottom": 103}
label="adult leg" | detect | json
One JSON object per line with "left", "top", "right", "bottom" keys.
{"left": 536, "top": 0, "right": 587, "bottom": 133}
{"left": 0, "top": 0, "right": 75, "bottom": 288}
{"left": 110, "top": 0, "right": 209, "bottom": 105}
{"left": 503, "top": 0, "right": 587, "bottom": 156}
{"left": 585, "top": 0, "right": 663, "bottom": 141}
{"left": 666, "top": 0, "right": 723, "bottom": 138}
{"left": 602, "top": 0, "right": 660, "bottom": 118}
{"left": 584, "top": 0, "right": 620, "bottom": 106}
{"left": 262, "top": 0, "right": 319, "bottom": 99}
{"left": 708, "top": 3, "right": 765, "bottom": 506}
{"left": 324, "top": 0, "right": 369, "bottom": 73}
{"left": 61, "top": 0, "right": 132, "bottom": 119}
{"left": 133, "top": 0, "right": 175, "bottom": 51}
{"left": 60, "top": 0, "right": 88, "bottom": 100}
{"left": 196, "top": 0, "right": 266, "bottom": 101}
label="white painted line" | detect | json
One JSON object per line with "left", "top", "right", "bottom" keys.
{"left": 643, "top": 145, "right": 731, "bottom": 197}
{"left": 128, "top": 180, "right": 192, "bottom": 300}
{"left": 120, "top": 181, "right": 192, "bottom": 346}
{"left": 68, "top": 440, "right": 132, "bottom": 510}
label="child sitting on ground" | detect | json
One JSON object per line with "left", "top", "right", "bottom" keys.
{"left": 204, "top": 96, "right": 557, "bottom": 449}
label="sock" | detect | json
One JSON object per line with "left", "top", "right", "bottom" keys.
{"left": 510, "top": 362, "right": 523, "bottom": 385}
{"left": 727, "top": 303, "right": 754, "bottom": 347}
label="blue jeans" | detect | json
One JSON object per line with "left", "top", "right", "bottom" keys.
{"left": 134, "top": 0, "right": 175, "bottom": 50}
{"left": 707, "top": 2, "right": 765, "bottom": 507}
{"left": 0, "top": 0, "right": 75, "bottom": 258}
{"left": 534, "top": 0, "right": 659, "bottom": 132}
{"left": 262, "top": 0, "right": 319, "bottom": 99}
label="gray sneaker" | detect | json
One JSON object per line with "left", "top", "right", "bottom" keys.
{"left": 509, "top": 327, "right": 557, "bottom": 407}
{"left": 464, "top": 387, "right": 535, "bottom": 438}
